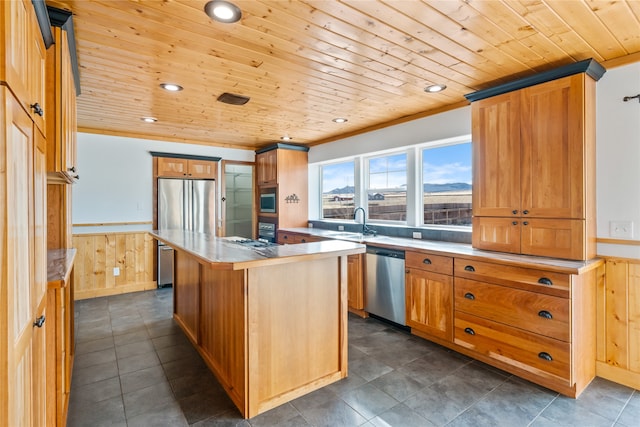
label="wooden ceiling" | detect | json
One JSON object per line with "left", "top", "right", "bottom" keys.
{"left": 65, "top": 0, "right": 640, "bottom": 151}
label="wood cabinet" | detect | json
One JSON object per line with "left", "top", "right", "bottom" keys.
{"left": 452, "top": 256, "right": 601, "bottom": 397}
{"left": 471, "top": 72, "right": 598, "bottom": 260}
{"left": 157, "top": 156, "right": 218, "bottom": 179}
{"left": 347, "top": 254, "right": 365, "bottom": 314}
{"left": 46, "top": 25, "right": 77, "bottom": 183}
{"left": 256, "top": 149, "right": 277, "bottom": 185}
{"left": 405, "top": 251, "right": 454, "bottom": 342}
{"left": 1, "top": 0, "right": 47, "bottom": 132}
{"left": 1, "top": 86, "right": 48, "bottom": 427}
{"left": 255, "top": 145, "right": 308, "bottom": 231}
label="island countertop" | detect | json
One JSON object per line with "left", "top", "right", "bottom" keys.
{"left": 150, "top": 229, "right": 365, "bottom": 270}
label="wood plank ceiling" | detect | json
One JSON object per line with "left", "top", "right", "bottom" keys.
{"left": 66, "top": 0, "right": 640, "bottom": 151}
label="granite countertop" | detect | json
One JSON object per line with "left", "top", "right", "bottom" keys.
{"left": 150, "top": 229, "right": 365, "bottom": 271}
{"left": 47, "top": 248, "right": 77, "bottom": 289}
{"left": 279, "top": 227, "right": 603, "bottom": 274}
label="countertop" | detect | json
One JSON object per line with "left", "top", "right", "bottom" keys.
{"left": 279, "top": 227, "right": 603, "bottom": 274}
{"left": 150, "top": 229, "right": 366, "bottom": 271}
{"left": 47, "top": 248, "right": 77, "bottom": 289}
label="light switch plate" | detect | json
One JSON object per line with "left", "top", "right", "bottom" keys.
{"left": 338, "top": 225, "right": 344, "bottom": 231}
{"left": 113, "top": 267, "right": 120, "bottom": 276}
{"left": 610, "top": 221, "right": 634, "bottom": 239}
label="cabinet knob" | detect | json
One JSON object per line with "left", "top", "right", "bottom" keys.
{"left": 464, "top": 292, "right": 475, "bottom": 300}
{"left": 538, "top": 277, "right": 553, "bottom": 286}
{"left": 405, "top": 269, "right": 410, "bottom": 274}
{"left": 523, "top": 221, "right": 529, "bottom": 226}
{"left": 512, "top": 210, "right": 518, "bottom": 215}
{"left": 33, "top": 315, "right": 45, "bottom": 328}
{"left": 523, "top": 210, "right": 529, "bottom": 215}
{"left": 464, "top": 265, "right": 475, "bottom": 272}
{"left": 512, "top": 221, "right": 518, "bottom": 226}
{"left": 68, "top": 166, "right": 76, "bottom": 173}
{"left": 422, "top": 258, "right": 432, "bottom": 265}
{"left": 301, "top": 238, "right": 306, "bottom": 243}
{"left": 464, "top": 327, "right": 475, "bottom": 335}
{"left": 538, "top": 310, "right": 553, "bottom": 319}
{"left": 30, "top": 103, "right": 44, "bottom": 116}
{"left": 538, "top": 352, "right": 553, "bottom": 361}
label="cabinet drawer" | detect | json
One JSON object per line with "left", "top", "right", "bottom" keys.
{"left": 455, "top": 278, "right": 569, "bottom": 341}
{"left": 454, "top": 312, "right": 570, "bottom": 382}
{"left": 406, "top": 252, "right": 453, "bottom": 275}
{"left": 277, "top": 232, "right": 300, "bottom": 244}
{"left": 454, "top": 258, "right": 570, "bottom": 297}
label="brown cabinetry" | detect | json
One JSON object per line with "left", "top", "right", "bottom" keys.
{"left": 46, "top": 26, "right": 77, "bottom": 183}
{"left": 157, "top": 156, "right": 218, "bottom": 179}
{"left": 405, "top": 251, "right": 453, "bottom": 342}
{"left": 452, "top": 256, "right": 600, "bottom": 397}
{"left": 471, "top": 71, "right": 598, "bottom": 260}
{"left": 255, "top": 145, "right": 309, "bottom": 231}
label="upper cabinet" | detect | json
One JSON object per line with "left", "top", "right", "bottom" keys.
{"left": 156, "top": 156, "right": 219, "bottom": 179}
{"left": 1, "top": 0, "right": 48, "bottom": 132}
{"left": 468, "top": 60, "right": 604, "bottom": 260}
{"left": 46, "top": 24, "right": 78, "bottom": 183}
{"left": 256, "top": 149, "right": 277, "bottom": 185}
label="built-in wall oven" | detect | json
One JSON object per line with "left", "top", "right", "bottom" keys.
{"left": 257, "top": 221, "right": 276, "bottom": 243}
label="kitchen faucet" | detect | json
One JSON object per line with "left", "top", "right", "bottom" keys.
{"left": 353, "top": 207, "right": 376, "bottom": 236}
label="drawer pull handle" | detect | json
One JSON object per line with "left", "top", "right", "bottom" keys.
{"left": 538, "top": 310, "right": 553, "bottom": 319}
{"left": 301, "top": 239, "right": 306, "bottom": 242}
{"left": 464, "top": 327, "right": 475, "bottom": 335}
{"left": 464, "top": 265, "right": 475, "bottom": 272}
{"left": 33, "top": 315, "right": 46, "bottom": 328}
{"left": 464, "top": 292, "right": 475, "bottom": 300}
{"left": 422, "top": 258, "right": 432, "bottom": 265}
{"left": 538, "top": 277, "right": 553, "bottom": 286}
{"left": 538, "top": 352, "right": 553, "bottom": 361}
{"left": 512, "top": 210, "right": 518, "bottom": 215}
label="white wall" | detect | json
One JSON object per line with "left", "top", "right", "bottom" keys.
{"left": 596, "top": 62, "right": 640, "bottom": 258}
{"left": 72, "top": 133, "right": 254, "bottom": 228}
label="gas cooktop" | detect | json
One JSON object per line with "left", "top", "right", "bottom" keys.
{"left": 228, "top": 238, "right": 278, "bottom": 248}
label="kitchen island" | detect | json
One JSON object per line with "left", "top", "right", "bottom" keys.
{"left": 149, "top": 230, "right": 365, "bottom": 418}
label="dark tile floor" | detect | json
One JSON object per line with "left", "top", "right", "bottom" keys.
{"left": 68, "top": 288, "right": 640, "bottom": 427}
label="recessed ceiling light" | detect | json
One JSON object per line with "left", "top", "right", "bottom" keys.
{"left": 204, "top": 0, "right": 242, "bottom": 23}
{"left": 424, "top": 84, "right": 447, "bottom": 93}
{"left": 332, "top": 118, "right": 348, "bottom": 123}
{"left": 160, "top": 83, "right": 183, "bottom": 92}
{"left": 281, "top": 135, "right": 292, "bottom": 141}
{"left": 141, "top": 117, "right": 157, "bottom": 123}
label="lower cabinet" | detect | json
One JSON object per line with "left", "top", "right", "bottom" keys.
{"left": 347, "top": 254, "right": 365, "bottom": 315}
{"left": 405, "top": 251, "right": 453, "bottom": 342}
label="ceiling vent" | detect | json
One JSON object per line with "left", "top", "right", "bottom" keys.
{"left": 217, "top": 92, "right": 250, "bottom": 105}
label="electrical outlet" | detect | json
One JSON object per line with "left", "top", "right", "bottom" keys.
{"left": 412, "top": 231, "right": 422, "bottom": 239}
{"left": 113, "top": 267, "right": 120, "bottom": 276}
{"left": 338, "top": 225, "right": 345, "bottom": 231}
{"left": 610, "top": 221, "right": 634, "bottom": 239}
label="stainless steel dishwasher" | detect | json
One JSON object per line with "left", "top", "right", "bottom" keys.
{"left": 365, "top": 246, "right": 406, "bottom": 325}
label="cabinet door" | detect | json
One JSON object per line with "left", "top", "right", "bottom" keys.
{"left": 256, "top": 150, "right": 277, "bottom": 185}
{"left": 347, "top": 254, "right": 364, "bottom": 310}
{"left": 157, "top": 157, "right": 189, "bottom": 177}
{"left": 472, "top": 216, "right": 521, "bottom": 254}
{"left": 521, "top": 218, "right": 585, "bottom": 260}
{"left": 406, "top": 268, "right": 453, "bottom": 341}
{"left": 472, "top": 91, "right": 521, "bottom": 217}
{"left": 188, "top": 159, "right": 217, "bottom": 179}
{"left": 520, "top": 75, "right": 585, "bottom": 219}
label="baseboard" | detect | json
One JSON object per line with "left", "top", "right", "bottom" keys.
{"left": 596, "top": 361, "right": 640, "bottom": 390}
{"left": 74, "top": 281, "right": 158, "bottom": 300}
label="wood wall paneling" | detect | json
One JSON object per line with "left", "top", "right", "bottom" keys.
{"left": 596, "top": 257, "right": 640, "bottom": 390}
{"left": 72, "top": 232, "right": 156, "bottom": 300}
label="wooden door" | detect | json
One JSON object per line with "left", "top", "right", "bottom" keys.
{"left": 347, "top": 254, "right": 364, "bottom": 310}
{"left": 520, "top": 75, "right": 585, "bottom": 219}
{"left": 472, "top": 216, "right": 521, "bottom": 254}
{"left": 256, "top": 150, "right": 277, "bottom": 185}
{"left": 1, "top": 0, "right": 31, "bottom": 110}
{"left": 405, "top": 268, "right": 453, "bottom": 341}
{"left": 188, "top": 159, "right": 217, "bottom": 179}
{"left": 2, "top": 89, "right": 47, "bottom": 426}
{"left": 520, "top": 218, "right": 585, "bottom": 260}
{"left": 471, "top": 91, "right": 521, "bottom": 217}
{"left": 60, "top": 29, "right": 76, "bottom": 175}
{"left": 157, "top": 157, "right": 188, "bottom": 177}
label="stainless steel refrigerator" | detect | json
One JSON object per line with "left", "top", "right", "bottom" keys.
{"left": 157, "top": 178, "right": 216, "bottom": 287}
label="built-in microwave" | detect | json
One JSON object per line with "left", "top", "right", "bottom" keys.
{"left": 259, "top": 191, "right": 276, "bottom": 213}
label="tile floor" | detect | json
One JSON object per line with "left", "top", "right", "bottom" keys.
{"left": 67, "top": 288, "right": 640, "bottom": 427}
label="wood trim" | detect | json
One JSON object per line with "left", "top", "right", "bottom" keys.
{"left": 149, "top": 151, "right": 221, "bottom": 162}
{"left": 74, "top": 282, "right": 157, "bottom": 300}
{"left": 73, "top": 221, "right": 152, "bottom": 227}
{"left": 254, "top": 142, "right": 309, "bottom": 154}
{"left": 602, "top": 52, "right": 640, "bottom": 69}
{"left": 597, "top": 238, "right": 640, "bottom": 246}
{"left": 596, "top": 361, "right": 640, "bottom": 391}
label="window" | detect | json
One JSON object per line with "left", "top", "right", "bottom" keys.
{"left": 321, "top": 161, "right": 355, "bottom": 219}
{"left": 422, "top": 142, "right": 472, "bottom": 226}
{"left": 367, "top": 153, "right": 407, "bottom": 221}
